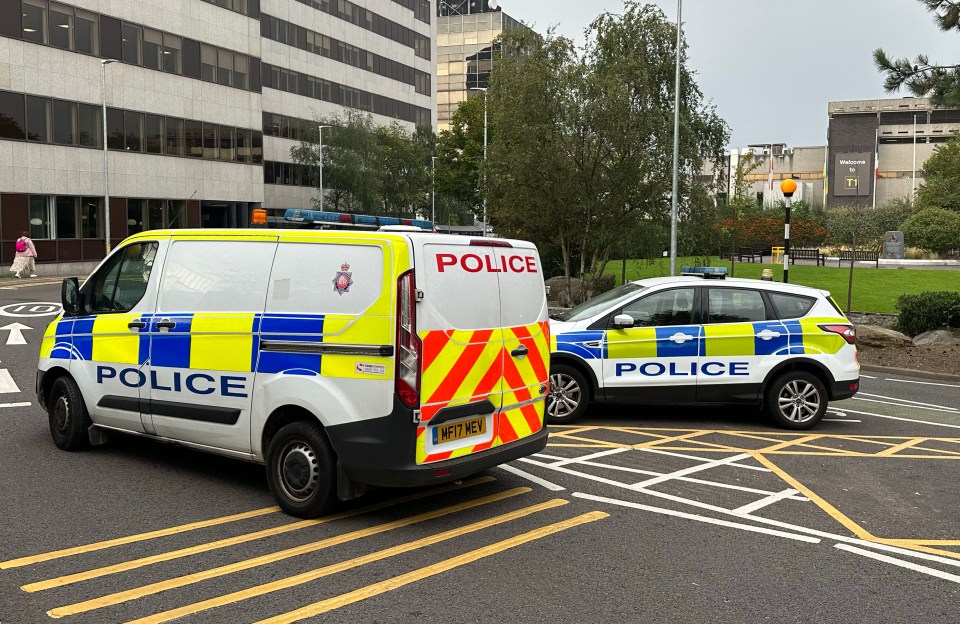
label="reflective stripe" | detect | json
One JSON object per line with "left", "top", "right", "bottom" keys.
{"left": 260, "top": 341, "right": 392, "bottom": 356}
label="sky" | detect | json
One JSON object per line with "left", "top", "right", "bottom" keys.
{"left": 495, "top": 0, "right": 957, "bottom": 148}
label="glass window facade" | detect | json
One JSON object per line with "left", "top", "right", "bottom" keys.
{"left": 290, "top": 0, "right": 430, "bottom": 58}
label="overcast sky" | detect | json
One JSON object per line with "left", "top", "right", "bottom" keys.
{"left": 496, "top": 0, "right": 956, "bottom": 148}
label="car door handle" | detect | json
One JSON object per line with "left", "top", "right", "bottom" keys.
{"left": 669, "top": 332, "right": 696, "bottom": 344}
{"left": 128, "top": 320, "right": 146, "bottom": 330}
{"left": 511, "top": 345, "right": 529, "bottom": 358}
{"left": 156, "top": 319, "right": 176, "bottom": 330}
{"left": 756, "top": 329, "right": 782, "bottom": 341}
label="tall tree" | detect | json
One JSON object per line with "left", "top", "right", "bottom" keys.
{"left": 488, "top": 3, "right": 728, "bottom": 300}
{"left": 915, "top": 134, "right": 960, "bottom": 212}
{"left": 874, "top": 0, "right": 960, "bottom": 106}
{"left": 434, "top": 95, "right": 487, "bottom": 220}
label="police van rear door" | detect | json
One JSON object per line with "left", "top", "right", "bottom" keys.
{"left": 415, "top": 237, "right": 506, "bottom": 464}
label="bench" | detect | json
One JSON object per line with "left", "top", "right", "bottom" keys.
{"left": 838, "top": 250, "right": 880, "bottom": 268}
{"left": 736, "top": 245, "right": 765, "bottom": 263}
{"left": 790, "top": 248, "right": 825, "bottom": 266}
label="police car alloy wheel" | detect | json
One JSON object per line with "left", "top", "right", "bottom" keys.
{"left": 266, "top": 422, "right": 337, "bottom": 518}
{"left": 48, "top": 376, "right": 92, "bottom": 451}
{"left": 765, "top": 372, "right": 828, "bottom": 430}
{"left": 547, "top": 363, "right": 589, "bottom": 424}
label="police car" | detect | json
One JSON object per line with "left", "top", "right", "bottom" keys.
{"left": 547, "top": 276, "right": 859, "bottom": 429}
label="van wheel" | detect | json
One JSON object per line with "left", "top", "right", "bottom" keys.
{"left": 266, "top": 421, "right": 337, "bottom": 518}
{"left": 547, "top": 364, "right": 589, "bottom": 424}
{"left": 48, "top": 376, "right": 92, "bottom": 451}
{"left": 765, "top": 372, "right": 827, "bottom": 430}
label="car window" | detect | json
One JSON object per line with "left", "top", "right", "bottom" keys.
{"left": 707, "top": 288, "right": 766, "bottom": 324}
{"left": 619, "top": 288, "right": 695, "bottom": 328}
{"left": 86, "top": 242, "right": 158, "bottom": 313}
{"left": 554, "top": 283, "right": 646, "bottom": 322}
{"left": 770, "top": 292, "right": 816, "bottom": 319}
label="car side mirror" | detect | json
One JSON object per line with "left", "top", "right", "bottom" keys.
{"left": 612, "top": 314, "right": 634, "bottom": 329}
{"left": 61, "top": 277, "right": 81, "bottom": 316}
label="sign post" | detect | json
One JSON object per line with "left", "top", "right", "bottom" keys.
{"left": 780, "top": 179, "right": 797, "bottom": 283}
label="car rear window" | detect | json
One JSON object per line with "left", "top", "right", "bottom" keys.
{"left": 708, "top": 288, "right": 766, "bottom": 323}
{"left": 770, "top": 292, "right": 816, "bottom": 319}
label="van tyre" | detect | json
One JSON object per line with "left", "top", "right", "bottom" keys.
{"left": 766, "top": 372, "right": 827, "bottom": 430}
{"left": 266, "top": 421, "right": 338, "bottom": 518}
{"left": 48, "top": 376, "right": 92, "bottom": 451}
{"left": 547, "top": 363, "right": 589, "bottom": 424}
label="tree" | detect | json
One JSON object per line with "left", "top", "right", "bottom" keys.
{"left": 488, "top": 3, "right": 729, "bottom": 301}
{"left": 915, "top": 134, "right": 960, "bottom": 212}
{"left": 902, "top": 208, "right": 960, "bottom": 255}
{"left": 874, "top": 1, "right": 960, "bottom": 106}
{"left": 434, "top": 95, "right": 487, "bottom": 223}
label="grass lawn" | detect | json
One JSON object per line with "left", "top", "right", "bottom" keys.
{"left": 604, "top": 257, "right": 960, "bottom": 314}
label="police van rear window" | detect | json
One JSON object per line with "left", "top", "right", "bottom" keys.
{"left": 769, "top": 292, "right": 816, "bottom": 320}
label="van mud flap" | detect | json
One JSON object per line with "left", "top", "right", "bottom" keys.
{"left": 337, "top": 461, "right": 368, "bottom": 501}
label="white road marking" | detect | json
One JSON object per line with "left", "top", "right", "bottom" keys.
{"left": 0, "top": 402, "right": 31, "bottom": 409}
{"left": 733, "top": 489, "right": 801, "bottom": 514}
{"left": 840, "top": 407, "right": 960, "bottom": 430}
{"left": 884, "top": 378, "right": 960, "bottom": 389}
{"left": 498, "top": 464, "right": 565, "bottom": 491}
{"left": 1, "top": 322, "right": 31, "bottom": 345}
{"left": 0, "top": 369, "right": 21, "bottom": 394}
{"left": 857, "top": 392, "right": 958, "bottom": 412}
{"left": 547, "top": 447, "right": 629, "bottom": 468}
{"left": 632, "top": 453, "right": 753, "bottom": 488}
{"left": 822, "top": 419, "right": 862, "bottom": 423}
{"left": 859, "top": 374, "right": 878, "bottom": 379}
{"left": 835, "top": 544, "right": 960, "bottom": 584}
{"left": 638, "top": 447, "right": 770, "bottom": 472}
{"left": 573, "top": 492, "right": 820, "bottom": 544}
{"left": 850, "top": 396, "right": 958, "bottom": 414}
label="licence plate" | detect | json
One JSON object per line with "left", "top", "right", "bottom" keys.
{"left": 432, "top": 417, "right": 486, "bottom": 445}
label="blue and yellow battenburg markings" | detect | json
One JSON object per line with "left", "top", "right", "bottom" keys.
{"left": 551, "top": 319, "right": 847, "bottom": 361}
{"left": 42, "top": 312, "right": 393, "bottom": 379}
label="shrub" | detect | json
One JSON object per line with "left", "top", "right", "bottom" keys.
{"left": 895, "top": 291, "right": 960, "bottom": 336}
{"left": 901, "top": 208, "right": 960, "bottom": 256}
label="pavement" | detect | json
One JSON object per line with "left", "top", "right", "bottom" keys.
{"left": 1, "top": 281, "right": 958, "bottom": 624}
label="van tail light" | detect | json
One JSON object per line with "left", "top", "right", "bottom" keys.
{"left": 396, "top": 269, "right": 421, "bottom": 409}
{"left": 469, "top": 239, "right": 512, "bottom": 247}
{"left": 819, "top": 324, "right": 856, "bottom": 345}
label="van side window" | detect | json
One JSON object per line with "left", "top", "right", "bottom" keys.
{"left": 86, "top": 242, "right": 159, "bottom": 313}
{"left": 157, "top": 240, "right": 275, "bottom": 312}
{"left": 769, "top": 292, "right": 816, "bottom": 319}
{"left": 619, "top": 288, "right": 695, "bottom": 327}
{"left": 707, "top": 288, "right": 766, "bottom": 324}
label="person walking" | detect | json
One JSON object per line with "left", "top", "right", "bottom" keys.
{"left": 10, "top": 231, "right": 38, "bottom": 278}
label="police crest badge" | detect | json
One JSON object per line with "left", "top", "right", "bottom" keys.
{"left": 333, "top": 262, "right": 353, "bottom": 295}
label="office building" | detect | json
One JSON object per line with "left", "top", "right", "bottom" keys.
{"left": 0, "top": 0, "right": 434, "bottom": 271}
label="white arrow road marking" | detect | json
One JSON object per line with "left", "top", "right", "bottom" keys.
{"left": 0, "top": 369, "right": 21, "bottom": 394}
{"left": 1, "top": 322, "right": 32, "bottom": 345}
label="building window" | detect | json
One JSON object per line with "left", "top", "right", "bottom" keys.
{"left": 162, "top": 33, "right": 182, "bottom": 74}
{"left": 185, "top": 119, "right": 203, "bottom": 157}
{"left": 217, "top": 49, "right": 233, "bottom": 86}
{"left": 142, "top": 28, "right": 163, "bottom": 70}
{"left": 200, "top": 44, "right": 216, "bottom": 82}
{"left": 77, "top": 103, "right": 100, "bottom": 148}
{"left": 233, "top": 53, "right": 248, "bottom": 89}
{"left": 236, "top": 128, "right": 252, "bottom": 163}
{"left": 56, "top": 195, "right": 78, "bottom": 239}
{"left": 127, "top": 198, "right": 145, "bottom": 235}
{"left": 252, "top": 131, "right": 263, "bottom": 164}
{"left": 74, "top": 8, "right": 97, "bottom": 55}
{"left": 52, "top": 99, "right": 76, "bottom": 145}
{"left": 29, "top": 195, "right": 53, "bottom": 239}
{"left": 106, "top": 107, "right": 124, "bottom": 149}
{"left": 25, "top": 95, "right": 51, "bottom": 142}
{"left": 202, "top": 123, "right": 218, "bottom": 159}
{"left": 144, "top": 114, "right": 163, "bottom": 154}
{"left": 219, "top": 125, "right": 235, "bottom": 161}
{"left": 165, "top": 117, "right": 185, "bottom": 156}
{"left": 22, "top": 0, "right": 47, "bottom": 44}
{"left": 0, "top": 91, "right": 27, "bottom": 140}
{"left": 124, "top": 111, "right": 143, "bottom": 152}
{"left": 48, "top": 2, "right": 73, "bottom": 50}
{"left": 167, "top": 200, "right": 186, "bottom": 228}
{"left": 121, "top": 23, "right": 142, "bottom": 65}
{"left": 80, "top": 197, "right": 102, "bottom": 238}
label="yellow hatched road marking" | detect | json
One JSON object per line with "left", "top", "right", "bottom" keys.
{"left": 757, "top": 434, "right": 824, "bottom": 453}
{"left": 27, "top": 476, "right": 495, "bottom": 592}
{"left": 876, "top": 438, "right": 926, "bottom": 457}
{"left": 0, "top": 507, "right": 280, "bottom": 570}
{"left": 548, "top": 426, "right": 599, "bottom": 437}
{"left": 48, "top": 487, "right": 530, "bottom": 618}
{"left": 253, "top": 511, "right": 609, "bottom": 624}
{"left": 122, "top": 499, "right": 570, "bottom": 624}
{"left": 638, "top": 431, "right": 710, "bottom": 448}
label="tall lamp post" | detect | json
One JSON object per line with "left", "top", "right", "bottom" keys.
{"left": 318, "top": 124, "right": 332, "bottom": 212}
{"left": 468, "top": 86, "right": 488, "bottom": 237}
{"left": 669, "top": 0, "right": 682, "bottom": 276}
{"left": 780, "top": 178, "right": 797, "bottom": 284}
{"left": 431, "top": 155, "right": 437, "bottom": 226}
{"left": 100, "top": 59, "right": 116, "bottom": 253}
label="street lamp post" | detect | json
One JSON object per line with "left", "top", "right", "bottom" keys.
{"left": 669, "top": 0, "right": 682, "bottom": 276}
{"left": 100, "top": 59, "right": 116, "bottom": 253}
{"left": 469, "top": 86, "right": 488, "bottom": 237}
{"left": 780, "top": 179, "right": 797, "bottom": 284}
{"left": 911, "top": 112, "right": 921, "bottom": 200}
{"left": 318, "top": 124, "right": 332, "bottom": 212}
{"left": 431, "top": 155, "right": 437, "bottom": 226}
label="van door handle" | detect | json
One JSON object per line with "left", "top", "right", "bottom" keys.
{"left": 128, "top": 321, "right": 146, "bottom": 330}
{"left": 511, "top": 345, "right": 529, "bottom": 358}
{"left": 156, "top": 319, "right": 176, "bottom": 330}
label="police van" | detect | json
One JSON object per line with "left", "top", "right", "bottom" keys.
{"left": 547, "top": 276, "right": 859, "bottom": 429}
{"left": 37, "top": 229, "right": 549, "bottom": 517}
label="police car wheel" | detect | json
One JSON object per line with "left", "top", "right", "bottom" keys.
{"left": 48, "top": 376, "right": 92, "bottom": 451}
{"left": 547, "top": 364, "right": 589, "bottom": 424}
{"left": 266, "top": 421, "right": 337, "bottom": 518}
{"left": 766, "top": 372, "right": 827, "bottom": 430}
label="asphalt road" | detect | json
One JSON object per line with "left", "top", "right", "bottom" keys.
{"left": 1, "top": 279, "right": 958, "bottom": 624}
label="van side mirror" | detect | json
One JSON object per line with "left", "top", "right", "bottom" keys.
{"left": 61, "top": 278, "right": 81, "bottom": 316}
{"left": 612, "top": 314, "right": 634, "bottom": 329}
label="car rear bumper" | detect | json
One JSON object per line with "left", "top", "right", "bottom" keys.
{"left": 830, "top": 377, "right": 859, "bottom": 401}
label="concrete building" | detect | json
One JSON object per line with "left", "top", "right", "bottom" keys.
{"left": 436, "top": 0, "right": 520, "bottom": 131}
{"left": 706, "top": 97, "right": 960, "bottom": 209}
{"left": 0, "top": 0, "right": 434, "bottom": 271}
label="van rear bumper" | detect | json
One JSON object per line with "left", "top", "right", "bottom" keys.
{"left": 326, "top": 402, "right": 549, "bottom": 488}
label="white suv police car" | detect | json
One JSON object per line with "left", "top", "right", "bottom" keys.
{"left": 547, "top": 276, "right": 859, "bottom": 429}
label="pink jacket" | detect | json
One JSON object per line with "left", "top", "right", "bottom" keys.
{"left": 15, "top": 237, "right": 37, "bottom": 258}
